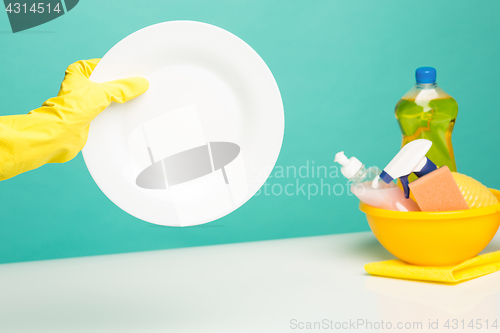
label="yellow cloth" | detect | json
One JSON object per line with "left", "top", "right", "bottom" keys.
{"left": 0, "top": 59, "right": 149, "bottom": 181}
{"left": 365, "top": 251, "right": 500, "bottom": 283}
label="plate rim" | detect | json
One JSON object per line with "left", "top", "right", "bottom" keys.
{"left": 82, "top": 20, "right": 284, "bottom": 227}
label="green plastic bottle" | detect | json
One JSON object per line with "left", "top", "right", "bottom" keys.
{"left": 395, "top": 67, "right": 458, "bottom": 172}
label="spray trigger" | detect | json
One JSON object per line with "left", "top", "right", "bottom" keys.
{"left": 400, "top": 175, "right": 410, "bottom": 199}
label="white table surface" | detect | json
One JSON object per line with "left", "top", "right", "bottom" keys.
{"left": 1, "top": 231, "right": 500, "bottom": 333}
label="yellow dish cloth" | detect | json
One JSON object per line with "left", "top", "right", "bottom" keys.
{"left": 365, "top": 251, "right": 500, "bottom": 283}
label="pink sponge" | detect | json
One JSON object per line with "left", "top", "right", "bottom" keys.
{"left": 409, "top": 166, "right": 469, "bottom": 212}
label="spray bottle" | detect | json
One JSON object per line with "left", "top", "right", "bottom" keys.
{"left": 379, "top": 139, "right": 437, "bottom": 199}
{"left": 334, "top": 152, "right": 420, "bottom": 212}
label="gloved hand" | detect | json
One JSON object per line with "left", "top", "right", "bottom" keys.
{"left": 0, "top": 59, "right": 149, "bottom": 181}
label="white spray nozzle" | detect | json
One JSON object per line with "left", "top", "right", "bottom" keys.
{"left": 334, "top": 151, "right": 349, "bottom": 166}
{"left": 380, "top": 139, "right": 437, "bottom": 198}
{"left": 335, "top": 151, "right": 363, "bottom": 180}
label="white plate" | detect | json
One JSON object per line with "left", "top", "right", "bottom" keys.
{"left": 83, "top": 21, "right": 284, "bottom": 227}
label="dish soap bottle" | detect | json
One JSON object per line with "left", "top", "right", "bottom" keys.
{"left": 334, "top": 152, "right": 420, "bottom": 212}
{"left": 395, "top": 67, "right": 458, "bottom": 172}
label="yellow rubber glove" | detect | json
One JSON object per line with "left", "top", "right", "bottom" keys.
{"left": 0, "top": 59, "right": 149, "bottom": 181}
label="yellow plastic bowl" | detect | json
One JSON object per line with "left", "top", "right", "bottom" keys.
{"left": 360, "top": 189, "right": 500, "bottom": 266}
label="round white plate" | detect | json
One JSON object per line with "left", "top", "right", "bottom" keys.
{"left": 83, "top": 21, "right": 284, "bottom": 227}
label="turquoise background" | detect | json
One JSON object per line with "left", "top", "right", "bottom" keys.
{"left": 1, "top": 0, "right": 499, "bottom": 264}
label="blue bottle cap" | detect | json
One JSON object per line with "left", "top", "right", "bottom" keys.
{"left": 415, "top": 67, "right": 436, "bottom": 84}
